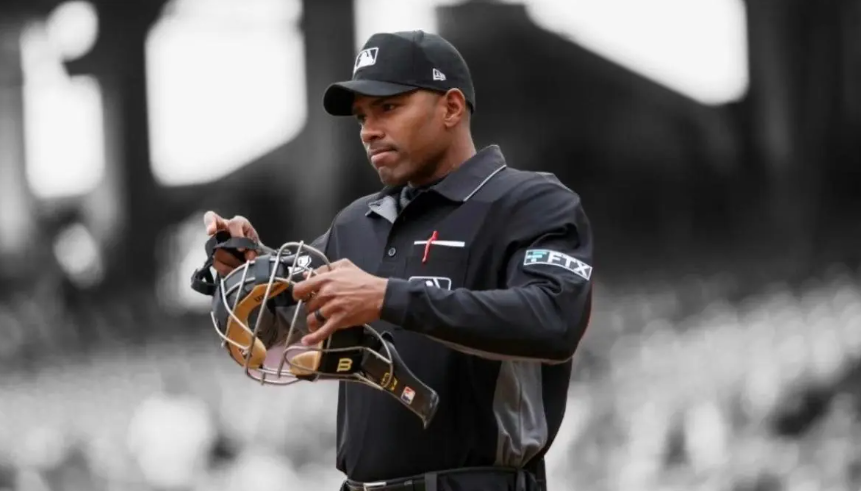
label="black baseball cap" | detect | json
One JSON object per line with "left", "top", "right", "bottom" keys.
{"left": 323, "top": 30, "right": 476, "bottom": 116}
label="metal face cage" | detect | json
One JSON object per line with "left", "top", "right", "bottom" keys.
{"left": 209, "top": 241, "right": 395, "bottom": 391}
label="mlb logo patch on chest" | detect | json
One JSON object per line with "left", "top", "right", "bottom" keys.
{"left": 409, "top": 276, "right": 452, "bottom": 290}
{"left": 524, "top": 249, "right": 592, "bottom": 280}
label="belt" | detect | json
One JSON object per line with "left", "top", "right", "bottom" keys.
{"left": 343, "top": 478, "right": 427, "bottom": 491}
{"left": 342, "top": 467, "right": 539, "bottom": 491}
{"left": 343, "top": 474, "right": 431, "bottom": 491}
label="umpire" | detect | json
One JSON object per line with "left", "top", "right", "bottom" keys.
{"left": 204, "top": 30, "right": 593, "bottom": 491}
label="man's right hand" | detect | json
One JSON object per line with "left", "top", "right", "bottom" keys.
{"left": 203, "top": 211, "right": 261, "bottom": 277}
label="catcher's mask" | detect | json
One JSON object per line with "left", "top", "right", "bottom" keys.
{"left": 190, "top": 232, "right": 439, "bottom": 428}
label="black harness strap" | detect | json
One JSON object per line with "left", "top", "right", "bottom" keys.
{"left": 190, "top": 231, "right": 262, "bottom": 296}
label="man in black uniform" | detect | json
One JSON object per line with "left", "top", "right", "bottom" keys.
{"left": 204, "top": 30, "right": 593, "bottom": 491}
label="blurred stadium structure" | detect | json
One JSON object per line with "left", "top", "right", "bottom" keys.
{"left": 1, "top": 0, "right": 861, "bottom": 490}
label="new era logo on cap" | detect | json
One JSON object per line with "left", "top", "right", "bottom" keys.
{"left": 354, "top": 47, "right": 378, "bottom": 74}
{"left": 432, "top": 68, "right": 446, "bottom": 81}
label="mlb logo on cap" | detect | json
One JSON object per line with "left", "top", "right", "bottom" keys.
{"left": 401, "top": 386, "right": 415, "bottom": 405}
{"left": 354, "top": 47, "right": 378, "bottom": 74}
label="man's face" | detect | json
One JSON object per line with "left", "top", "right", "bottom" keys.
{"left": 352, "top": 90, "right": 448, "bottom": 187}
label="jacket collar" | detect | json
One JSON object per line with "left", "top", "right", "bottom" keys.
{"left": 365, "top": 145, "right": 507, "bottom": 219}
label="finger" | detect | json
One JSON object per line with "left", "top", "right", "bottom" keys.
{"left": 324, "top": 259, "right": 352, "bottom": 271}
{"left": 203, "top": 211, "right": 227, "bottom": 235}
{"left": 241, "top": 221, "right": 260, "bottom": 261}
{"left": 214, "top": 249, "right": 244, "bottom": 268}
{"left": 304, "top": 259, "right": 336, "bottom": 277}
{"left": 242, "top": 221, "right": 260, "bottom": 242}
{"left": 298, "top": 279, "right": 336, "bottom": 312}
{"left": 304, "top": 304, "right": 330, "bottom": 332}
{"left": 227, "top": 216, "right": 248, "bottom": 239}
{"left": 300, "top": 259, "right": 348, "bottom": 282}
{"left": 302, "top": 314, "right": 342, "bottom": 346}
{"left": 292, "top": 272, "right": 333, "bottom": 301}
{"left": 213, "top": 249, "right": 244, "bottom": 276}
{"left": 213, "top": 261, "right": 236, "bottom": 277}
{"left": 303, "top": 292, "right": 327, "bottom": 316}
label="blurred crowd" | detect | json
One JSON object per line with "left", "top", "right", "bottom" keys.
{"left": 558, "top": 261, "right": 861, "bottom": 491}
{"left": 1, "top": 258, "right": 860, "bottom": 491}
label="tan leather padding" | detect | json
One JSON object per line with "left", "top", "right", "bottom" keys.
{"left": 287, "top": 350, "right": 323, "bottom": 376}
{"left": 225, "top": 282, "right": 290, "bottom": 368}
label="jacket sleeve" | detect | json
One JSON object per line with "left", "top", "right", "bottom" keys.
{"left": 379, "top": 178, "right": 593, "bottom": 363}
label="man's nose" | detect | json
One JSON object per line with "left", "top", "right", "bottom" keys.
{"left": 360, "top": 120, "right": 383, "bottom": 144}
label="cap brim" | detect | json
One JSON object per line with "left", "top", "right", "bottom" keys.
{"left": 323, "top": 80, "right": 418, "bottom": 116}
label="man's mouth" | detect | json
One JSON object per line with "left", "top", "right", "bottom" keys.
{"left": 369, "top": 148, "right": 396, "bottom": 166}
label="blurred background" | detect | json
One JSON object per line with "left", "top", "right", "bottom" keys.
{"left": 1, "top": 0, "right": 860, "bottom": 489}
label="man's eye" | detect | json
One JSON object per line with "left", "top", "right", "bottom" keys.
{"left": 381, "top": 103, "right": 396, "bottom": 112}
{"left": 355, "top": 115, "right": 365, "bottom": 125}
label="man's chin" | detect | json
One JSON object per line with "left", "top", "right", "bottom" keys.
{"left": 377, "top": 167, "right": 406, "bottom": 187}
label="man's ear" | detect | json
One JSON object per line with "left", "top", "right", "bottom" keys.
{"left": 441, "top": 89, "right": 467, "bottom": 129}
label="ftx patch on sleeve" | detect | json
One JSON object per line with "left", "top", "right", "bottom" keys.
{"left": 523, "top": 249, "right": 592, "bottom": 281}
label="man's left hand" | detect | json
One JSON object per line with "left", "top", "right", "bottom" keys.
{"left": 292, "top": 259, "right": 388, "bottom": 346}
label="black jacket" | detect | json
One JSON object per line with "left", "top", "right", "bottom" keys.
{"left": 287, "top": 145, "right": 592, "bottom": 483}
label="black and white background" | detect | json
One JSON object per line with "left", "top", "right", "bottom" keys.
{"left": 1, "top": 0, "right": 860, "bottom": 490}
